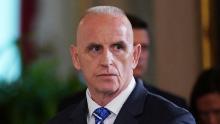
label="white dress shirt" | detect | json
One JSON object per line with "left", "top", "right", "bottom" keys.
{"left": 86, "top": 77, "right": 136, "bottom": 124}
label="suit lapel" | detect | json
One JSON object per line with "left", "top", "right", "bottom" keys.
{"left": 114, "top": 78, "right": 147, "bottom": 124}
{"left": 66, "top": 79, "right": 148, "bottom": 124}
{"left": 69, "top": 98, "right": 88, "bottom": 124}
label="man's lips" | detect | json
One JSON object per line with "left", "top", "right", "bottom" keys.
{"left": 96, "top": 73, "right": 118, "bottom": 77}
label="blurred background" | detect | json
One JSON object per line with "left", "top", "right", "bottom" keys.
{"left": 0, "top": 0, "right": 219, "bottom": 123}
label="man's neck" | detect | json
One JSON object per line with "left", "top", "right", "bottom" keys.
{"left": 91, "top": 92, "right": 119, "bottom": 106}
{"left": 89, "top": 83, "right": 130, "bottom": 106}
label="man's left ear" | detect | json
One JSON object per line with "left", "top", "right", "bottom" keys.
{"left": 132, "top": 44, "right": 141, "bottom": 69}
{"left": 70, "top": 45, "right": 81, "bottom": 70}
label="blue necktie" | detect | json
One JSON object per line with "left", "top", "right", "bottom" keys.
{"left": 93, "top": 107, "right": 111, "bottom": 124}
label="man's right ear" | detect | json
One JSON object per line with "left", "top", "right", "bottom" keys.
{"left": 70, "top": 45, "right": 81, "bottom": 70}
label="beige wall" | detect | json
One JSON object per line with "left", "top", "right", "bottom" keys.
{"left": 153, "top": 0, "right": 202, "bottom": 102}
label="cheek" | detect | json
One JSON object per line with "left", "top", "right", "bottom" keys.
{"left": 79, "top": 56, "right": 97, "bottom": 75}
{"left": 117, "top": 55, "right": 133, "bottom": 72}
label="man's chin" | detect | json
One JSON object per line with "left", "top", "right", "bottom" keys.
{"left": 96, "top": 83, "right": 119, "bottom": 94}
{"left": 97, "top": 88, "right": 117, "bottom": 95}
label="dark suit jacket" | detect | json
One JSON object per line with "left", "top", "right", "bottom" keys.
{"left": 144, "top": 81, "right": 188, "bottom": 109}
{"left": 58, "top": 78, "right": 188, "bottom": 111}
{"left": 48, "top": 79, "right": 195, "bottom": 124}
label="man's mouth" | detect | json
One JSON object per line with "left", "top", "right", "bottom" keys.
{"left": 97, "top": 73, "right": 118, "bottom": 77}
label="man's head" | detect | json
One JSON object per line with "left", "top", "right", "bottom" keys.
{"left": 126, "top": 14, "right": 150, "bottom": 78}
{"left": 70, "top": 6, "right": 141, "bottom": 100}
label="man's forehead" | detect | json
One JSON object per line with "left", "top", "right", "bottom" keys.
{"left": 93, "top": 40, "right": 126, "bottom": 44}
{"left": 77, "top": 14, "right": 133, "bottom": 43}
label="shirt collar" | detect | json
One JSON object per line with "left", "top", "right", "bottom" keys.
{"left": 86, "top": 77, "right": 136, "bottom": 117}
{"left": 86, "top": 89, "right": 101, "bottom": 117}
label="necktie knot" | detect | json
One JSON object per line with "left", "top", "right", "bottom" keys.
{"left": 93, "top": 107, "right": 111, "bottom": 124}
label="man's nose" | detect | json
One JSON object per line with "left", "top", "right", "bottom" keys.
{"left": 100, "top": 49, "right": 113, "bottom": 66}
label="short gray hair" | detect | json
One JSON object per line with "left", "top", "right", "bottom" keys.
{"left": 86, "top": 6, "right": 125, "bottom": 17}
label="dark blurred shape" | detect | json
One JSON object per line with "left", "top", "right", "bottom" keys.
{"left": 210, "top": 0, "right": 220, "bottom": 68}
{"left": 126, "top": 13, "right": 148, "bottom": 29}
{"left": 20, "top": 0, "right": 37, "bottom": 66}
{"left": 190, "top": 68, "right": 220, "bottom": 124}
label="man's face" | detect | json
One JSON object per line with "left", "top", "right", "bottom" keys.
{"left": 133, "top": 28, "right": 150, "bottom": 78}
{"left": 197, "top": 93, "right": 220, "bottom": 124}
{"left": 71, "top": 14, "right": 140, "bottom": 96}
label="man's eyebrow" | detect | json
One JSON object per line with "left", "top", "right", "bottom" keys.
{"left": 112, "top": 41, "right": 126, "bottom": 46}
{"left": 86, "top": 43, "right": 102, "bottom": 49}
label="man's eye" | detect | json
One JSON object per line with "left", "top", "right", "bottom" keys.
{"left": 91, "top": 46, "right": 100, "bottom": 52}
{"left": 87, "top": 45, "right": 102, "bottom": 54}
{"left": 114, "top": 44, "right": 124, "bottom": 50}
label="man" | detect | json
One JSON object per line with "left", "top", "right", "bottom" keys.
{"left": 58, "top": 14, "right": 188, "bottom": 111}
{"left": 127, "top": 14, "right": 188, "bottom": 109}
{"left": 48, "top": 6, "right": 195, "bottom": 124}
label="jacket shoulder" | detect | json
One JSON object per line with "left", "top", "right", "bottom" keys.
{"left": 143, "top": 81, "right": 188, "bottom": 109}
{"left": 141, "top": 92, "right": 195, "bottom": 124}
{"left": 47, "top": 98, "right": 87, "bottom": 124}
{"left": 47, "top": 103, "right": 77, "bottom": 124}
